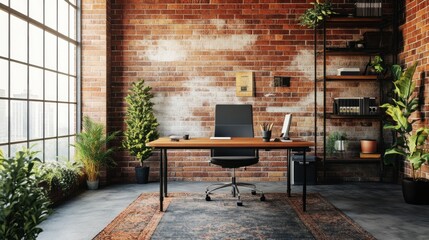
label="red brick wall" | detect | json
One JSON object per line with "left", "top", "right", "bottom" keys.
{"left": 399, "top": 0, "right": 429, "bottom": 179}
{"left": 104, "top": 0, "right": 386, "bottom": 183}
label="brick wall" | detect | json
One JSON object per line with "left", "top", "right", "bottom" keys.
{"left": 399, "top": 0, "right": 429, "bottom": 179}
{"left": 103, "top": 0, "right": 386, "bottom": 183}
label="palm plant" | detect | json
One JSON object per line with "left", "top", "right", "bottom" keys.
{"left": 73, "top": 116, "right": 118, "bottom": 182}
{"left": 381, "top": 62, "right": 429, "bottom": 179}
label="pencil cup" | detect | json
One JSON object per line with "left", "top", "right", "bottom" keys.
{"left": 262, "top": 131, "right": 272, "bottom": 142}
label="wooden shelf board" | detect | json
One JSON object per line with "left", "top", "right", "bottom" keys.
{"left": 326, "top": 113, "right": 381, "bottom": 119}
{"left": 326, "top": 48, "right": 385, "bottom": 56}
{"left": 325, "top": 17, "right": 386, "bottom": 28}
{"left": 324, "top": 157, "right": 381, "bottom": 163}
{"left": 326, "top": 75, "right": 378, "bottom": 81}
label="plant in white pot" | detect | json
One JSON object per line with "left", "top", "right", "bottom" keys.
{"left": 123, "top": 79, "right": 159, "bottom": 184}
{"left": 381, "top": 62, "right": 429, "bottom": 204}
{"left": 72, "top": 116, "right": 118, "bottom": 190}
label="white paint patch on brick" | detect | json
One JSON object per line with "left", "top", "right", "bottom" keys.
{"left": 147, "top": 40, "right": 188, "bottom": 62}
{"left": 200, "top": 35, "right": 258, "bottom": 50}
{"left": 153, "top": 76, "right": 254, "bottom": 136}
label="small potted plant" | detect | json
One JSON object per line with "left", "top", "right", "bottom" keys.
{"left": 72, "top": 116, "right": 118, "bottom": 190}
{"left": 123, "top": 79, "right": 159, "bottom": 184}
{"left": 381, "top": 62, "right": 429, "bottom": 204}
{"left": 299, "top": 0, "right": 336, "bottom": 28}
{"left": 327, "top": 131, "right": 347, "bottom": 154}
{"left": 365, "top": 55, "right": 385, "bottom": 75}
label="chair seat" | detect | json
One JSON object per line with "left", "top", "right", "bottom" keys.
{"left": 210, "top": 156, "right": 259, "bottom": 168}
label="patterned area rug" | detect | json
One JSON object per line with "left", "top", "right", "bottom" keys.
{"left": 94, "top": 192, "right": 375, "bottom": 240}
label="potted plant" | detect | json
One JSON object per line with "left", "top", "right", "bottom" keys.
{"left": 72, "top": 116, "right": 118, "bottom": 190}
{"left": 299, "top": 0, "right": 336, "bottom": 28}
{"left": 381, "top": 62, "right": 429, "bottom": 204}
{"left": 365, "top": 55, "right": 385, "bottom": 75}
{"left": 123, "top": 79, "right": 159, "bottom": 184}
{"left": 327, "top": 131, "right": 347, "bottom": 154}
{"left": 0, "top": 147, "right": 51, "bottom": 239}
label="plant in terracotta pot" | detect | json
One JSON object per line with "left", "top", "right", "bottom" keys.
{"left": 72, "top": 116, "right": 118, "bottom": 190}
{"left": 381, "top": 62, "right": 429, "bottom": 204}
{"left": 299, "top": 0, "right": 336, "bottom": 28}
{"left": 123, "top": 79, "right": 159, "bottom": 184}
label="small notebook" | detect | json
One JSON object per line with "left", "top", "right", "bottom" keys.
{"left": 210, "top": 137, "right": 232, "bottom": 140}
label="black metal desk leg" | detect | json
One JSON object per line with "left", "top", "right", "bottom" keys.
{"left": 159, "top": 149, "right": 164, "bottom": 212}
{"left": 303, "top": 149, "right": 307, "bottom": 212}
{"left": 287, "top": 149, "right": 291, "bottom": 197}
{"left": 163, "top": 149, "right": 168, "bottom": 197}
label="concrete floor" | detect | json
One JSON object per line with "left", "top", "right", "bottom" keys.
{"left": 38, "top": 182, "right": 429, "bottom": 240}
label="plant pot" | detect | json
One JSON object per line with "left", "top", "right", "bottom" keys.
{"left": 402, "top": 178, "right": 429, "bottom": 205}
{"left": 334, "top": 140, "right": 346, "bottom": 152}
{"left": 86, "top": 179, "right": 99, "bottom": 190}
{"left": 360, "top": 139, "right": 377, "bottom": 153}
{"left": 135, "top": 166, "right": 150, "bottom": 184}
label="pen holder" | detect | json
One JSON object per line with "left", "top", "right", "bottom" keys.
{"left": 262, "top": 131, "right": 272, "bottom": 142}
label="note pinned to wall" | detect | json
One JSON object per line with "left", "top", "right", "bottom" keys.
{"left": 235, "top": 71, "right": 254, "bottom": 97}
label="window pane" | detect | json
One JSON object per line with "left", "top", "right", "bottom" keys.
{"left": 69, "top": 7, "right": 76, "bottom": 40}
{"left": 69, "top": 104, "right": 76, "bottom": 135}
{"left": 69, "top": 43, "right": 76, "bottom": 76}
{"left": 29, "top": 0, "right": 43, "bottom": 23}
{"left": 45, "top": 0, "right": 57, "bottom": 30}
{"left": 58, "top": 74, "right": 68, "bottom": 102}
{"left": 0, "top": 10, "right": 8, "bottom": 57}
{"left": 45, "top": 32, "right": 57, "bottom": 70}
{"left": 0, "top": 0, "right": 8, "bottom": 6}
{"left": 29, "top": 101, "right": 43, "bottom": 140}
{"left": 0, "top": 145, "right": 8, "bottom": 158}
{"left": 10, "top": 143, "right": 27, "bottom": 157}
{"left": 45, "top": 71, "right": 57, "bottom": 101}
{"left": 58, "top": 137, "right": 68, "bottom": 162}
{"left": 10, "top": 62, "right": 27, "bottom": 99}
{"left": 58, "top": 103, "right": 68, "bottom": 136}
{"left": 29, "top": 24, "right": 44, "bottom": 67}
{"left": 10, "top": 100, "right": 27, "bottom": 142}
{"left": 10, "top": 0, "right": 27, "bottom": 16}
{"left": 58, "top": 38, "right": 68, "bottom": 74}
{"left": 70, "top": 136, "right": 75, "bottom": 161}
{"left": 29, "top": 67, "right": 43, "bottom": 99}
{"left": 10, "top": 16, "right": 28, "bottom": 63}
{"left": 0, "top": 59, "right": 8, "bottom": 97}
{"left": 29, "top": 140, "right": 43, "bottom": 160}
{"left": 58, "top": 0, "right": 68, "bottom": 36}
{"left": 0, "top": 100, "right": 8, "bottom": 143}
{"left": 45, "top": 102, "right": 57, "bottom": 138}
{"left": 44, "top": 138, "right": 57, "bottom": 162}
{"left": 69, "top": 76, "right": 76, "bottom": 102}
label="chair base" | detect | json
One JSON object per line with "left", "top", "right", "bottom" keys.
{"left": 205, "top": 174, "right": 265, "bottom": 206}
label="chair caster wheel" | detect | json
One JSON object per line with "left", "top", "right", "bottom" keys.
{"left": 260, "top": 195, "right": 266, "bottom": 201}
{"left": 251, "top": 190, "right": 256, "bottom": 195}
{"left": 205, "top": 195, "right": 211, "bottom": 201}
{"left": 237, "top": 201, "right": 243, "bottom": 206}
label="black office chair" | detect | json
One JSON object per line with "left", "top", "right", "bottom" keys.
{"left": 205, "top": 104, "right": 265, "bottom": 206}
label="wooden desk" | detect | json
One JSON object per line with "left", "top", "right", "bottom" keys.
{"left": 147, "top": 137, "right": 314, "bottom": 212}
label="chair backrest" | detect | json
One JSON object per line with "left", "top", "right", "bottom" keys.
{"left": 213, "top": 104, "right": 255, "bottom": 157}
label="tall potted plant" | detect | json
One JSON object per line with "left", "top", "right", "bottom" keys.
{"left": 123, "top": 79, "right": 159, "bottom": 184}
{"left": 72, "top": 116, "right": 118, "bottom": 190}
{"left": 381, "top": 62, "right": 429, "bottom": 204}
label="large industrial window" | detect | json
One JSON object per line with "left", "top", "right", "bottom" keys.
{"left": 0, "top": 0, "right": 80, "bottom": 162}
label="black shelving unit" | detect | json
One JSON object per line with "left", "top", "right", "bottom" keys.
{"left": 314, "top": 3, "right": 398, "bottom": 182}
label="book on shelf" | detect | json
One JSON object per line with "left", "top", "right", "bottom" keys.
{"left": 360, "top": 153, "right": 381, "bottom": 159}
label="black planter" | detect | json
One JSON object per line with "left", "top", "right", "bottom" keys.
{"left": 402, "top": 178, "right": 429, "bottom": 205}
{"left": 135, "top": 166, "right": 150, "bottom": 184}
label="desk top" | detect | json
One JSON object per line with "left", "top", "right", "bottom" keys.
{"left": 147, "top": 137, "right": 314, "bottom": 149}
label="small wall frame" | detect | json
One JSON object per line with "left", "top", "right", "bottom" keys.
{"left": 235, "top": 71, "right": 254, "bottom": 97}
